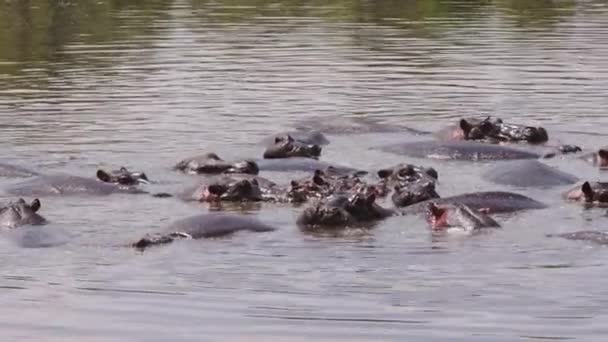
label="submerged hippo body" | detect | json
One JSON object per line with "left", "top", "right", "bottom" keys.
{"left": 174, "top": 153, "right": 259, "bottom": 175}
{"left": 0, "top": 198, "right": 46, "bottom": 228}
{"left": 255, "top": 157, "right": 366, "bottom": 175}
{"left": 5, "top": 174, "right": 147, "bottom": 197}
{"left": 133, "top": 213, "right": 276, "bottom": 249}
{"left": 482, "top": 160, "right": 578, "bottom": 188}
{"left": 401, "top": 191, "right": 547, "bottom": 215}
{"left": 377, "top": 141, "right": 542, "bottom": 161}
{"left": 549, "top": 231, "right": 608, "bottom": 245}
{"left": 426, "top": 202, "right": 500, "bottom": 232}
{"left": 0, "top": 163, "right": 39, "bottom": 178}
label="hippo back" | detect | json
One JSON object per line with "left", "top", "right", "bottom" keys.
{"left": 5, "top": 174, "right": 146, "bottom": 197}
{"left": 377, "top": 141, "right": 541, "bottom": 161}
{"left": 166, "top": 213, "right": 276, "bottom": 239}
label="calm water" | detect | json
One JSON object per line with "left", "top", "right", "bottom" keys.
{"left": 1, "top": 0, "right": 608, "bottom": 340}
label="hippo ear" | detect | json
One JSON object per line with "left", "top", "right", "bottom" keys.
{"left": 425, "top": 167, "right": 438, "bottom": 180}
{"left": 460, "top": 119, "right": 472, "bottom": 135}
{"left": 30, "top": 199, "right": 41, "bottom": 212}
{"left": 598, "top": 149, "right": 608, "bottom": 162}
{"left": 582, "top": 182, "right": 594, "bottom": 202}
{"left": 119, "top": 167, "right": 128, "bottom": 172}
{"left": 377, "top": 168, "right": 393, "bottom": 179}
{"left": 290, "top": 180, "right": 299, "bottom": 187}
{"left": 274, "top": 136, "right": 283, "bottom": 144}
{"left": 96, "top": 170, "right": 112, "bottom": 183}
{"left": 286, "top": 135, "right": 294, "bottom": 142}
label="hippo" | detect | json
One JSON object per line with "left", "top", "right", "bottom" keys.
{"left": 260, "top": 130, "right": 330, "bottom": 146}
{"left": 391, "top": 181, "right": 440, "bottom": 207}
{"left": 563, "top": 181, "right": 608, "bottom": 206}
{"left": 377, "top": 163, "right": 438, "bottom": 185}
{"left": 177, "top": 175, "right": 277, "bottom": 202}
{"left": 0, "top": 198, "right": 46, "bottom": 228}
{"left": 548, "top": 231, "right": 608, "bottom": 245}
{"left": 425, "top": 202, "right": 500, "bottom": 232}
{"left": 96, "top": 167, "right": 149, "bottom": 186}
{"left": 263, "top": 135, "right": 322, "bottom": 159}
{"left": 132, "top": 213, "right": 276, "bottom": 249}
{"left": 400, "top": 191, "right": 547, "bottom": 215}
{"left": 482, "top": 160, "right": 578, "bottom": 188}
{"left": 255, "top": 157, "right": 366, "bottom": 175}
{"left": 174, "top": 153, "right": 259, "bottom": 175}
{"left": 580, "top": 149, "right": 608, "bottom": 168}
{"left": 0, "top": 163, "right": 39, "bottom": 178}
{"left": 435, "top": 117, "right": 548, "bottom": 144}
{"left": 376, "top": 140, "right": 544, "bottom": 161}
{"left": 5, "top": 171, "right": 148, "bottom": 197}
{"left": 296, "top": 190, "right": 394, "bottom": 229}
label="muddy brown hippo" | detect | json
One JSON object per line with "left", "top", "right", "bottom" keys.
{"left": 435, "top": 116, "right": 548, "bottom": 144}
{"left": 132, "top": 213, "right": 277, "bottom": 249}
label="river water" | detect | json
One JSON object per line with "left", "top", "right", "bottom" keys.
{"left": 1, "top": 0, "right": 608, "bottom": 341}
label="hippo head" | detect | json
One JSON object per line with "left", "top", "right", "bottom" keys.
{"left": 287, "top": 170, "right": 330, "bottom": 203}
{"left": 426, "top": 202, "right": 499, "bottom": 231}
{"left": 97, "top": 167, "right": 149, "bottom": 186}
{"left": 580, "top": 181, "right": 608, "bottom": 204}
{"left": 132, "top": 232, "right": 192, "bottom": 250}
{"left": 497, "top": 123, "right": 548, "bottom": 144}
{"left": 227, "top": 160, "right": 259, "bottom": 175}
{"left": 263, "top": 135, "right": 322, "bottom": 159}
{"left": 391, "top": 181, "right": 440, "bottom": 207}
{"left": 460, "top": 117, "right": 502, "bottom": 141}
{"left": 597, "top": 150, "right": 608, "bottom": 168}
{"left": 296, "top": 189, "right": 392, "bottom": 228}
{"left": 195, "top": 179, "right": 263, "bottom": 202}
{"left": 0, "top": 198, "right": 46, "bottom": 228}
{"left": 377, "top": 164, "right": 438, "bottom": 184}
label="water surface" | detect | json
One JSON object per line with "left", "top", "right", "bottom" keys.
{"left": 1, "top": 0, "right": 608, "bottom": 341}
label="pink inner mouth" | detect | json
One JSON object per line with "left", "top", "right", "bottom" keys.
{"left": 200, "top": 188, "right": 220, "bottom": 202}
{"left": 429, "top": 209, "right": 449, "bottom": 230}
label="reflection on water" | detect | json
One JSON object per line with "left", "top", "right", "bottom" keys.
{"left": 1, "top": 0, "right": 608, "bottom": 341}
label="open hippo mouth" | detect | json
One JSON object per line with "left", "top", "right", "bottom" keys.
{"left": 198, "top": 179, "right": 263, "bottom": 202}
{"left": 426, "top": 202, "right": 499, "bottom": 231}
{"left": 460, "top": 117, "right": 548, "bottom": 144}
{"left": 97, "top": 167, "right": 150, "bottom": 186}
{"left": 263, "top": 135, "right": 322, "bottom": 159}
{"left": 392, "top": 181, "right": 440, "bottom": 207}
{"left": 0, "top": 198, "right": 46, "bottom": 228}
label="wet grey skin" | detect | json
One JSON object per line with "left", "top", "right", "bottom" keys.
{"left": 0, "top": 198, "right": 46, "bottom": 228}
{"left": 425, "top": 202, "right": 500, "bottom": 232}
{"left": 377, "top": 163, "right": 438, "bottom": 185}
{"left": 0, "top": 163, "right": 39, "bottom": 178}
{"left": 400, "top": 191, "right": 547, "bottom": 215}
{"left": 296, "top": 191, "right": 394, "bottom": 229}
{"left": 132, "top": 213, "right": 277, "bottom": 249}
{"left": 259, "top": 130, "right": 330, "bottom": 146}
{"left": 579, "top": 148, "right": 608, "bottom": 168}
{"left": 263, "top": 135, "right": 322, "bottom": 159}
{"left": 178, "top": 175, "right": 271, "bottom": 203}
{"left": 563, "top": 181, "right": 608, "bottom": 206}
{"left": 96, "top": 167, "right": 150, "bottom": 186}
{"left": 548, "top": 231, "right": 608, "bottom": 245}
{"left": 482, "top": 160, "right": 578, "bottom": 188}
{"left": 255, "top": 157, "right": 367, "bottom": 176}
{"left": 174, "top": 153, "right": 259, "bottom": 175}
{"left": 391, "top": 181, "right": 440, "bottom": 208}
{"left": 435, "top": 116, "right": 549, "bottom": 144}
{"left": 5, "top": 174, "right": 148, "bottom": 197}
{"left": 377, "top": 140, "right": 544, "bottom": 161}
